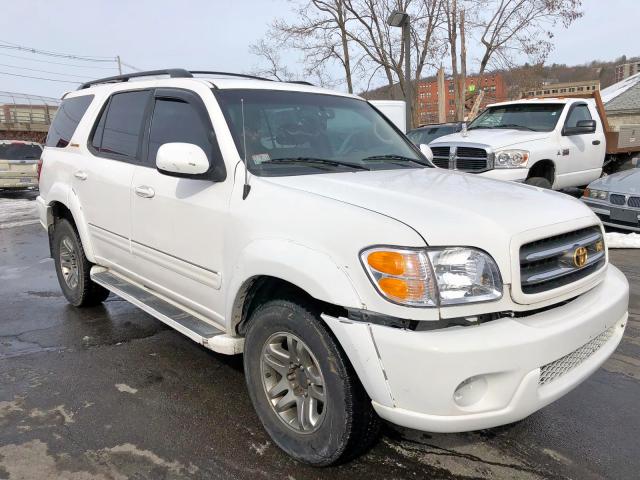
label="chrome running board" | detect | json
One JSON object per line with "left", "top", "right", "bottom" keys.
{"left": 90, "top": 267, "right": 243, "bottom": 354}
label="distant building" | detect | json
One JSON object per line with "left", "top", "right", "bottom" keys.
{"left": 615, "top": 62, "right": 640, "bottom": 82}
{"left": 415, "top": 73, "right": 507, "bottom": 125}
{"left": 0, "top": 91, "right": 59, "bottom": 143}
{"left": 522, "top": 80, "right": 600, "bottom": 98}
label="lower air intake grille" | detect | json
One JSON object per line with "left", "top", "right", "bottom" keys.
{"left": 539, "top": 327, "right": 614, "bottom": 386}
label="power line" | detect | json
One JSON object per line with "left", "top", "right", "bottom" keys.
{"left": 0, "top": 40, "right": 115, "bottom": 62}
{"left": 0, "top": 62, "right": 89, "bottom": 79}
{"left": 0, "top": 51, "right": 118, "bottom": 69}
{"left": 0, "top": 70, "right": 80, "bottom": 84}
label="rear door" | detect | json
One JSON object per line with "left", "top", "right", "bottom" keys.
{"left": 130, "top": 88, "right": 230, "bottom": 321}
{"left": 77, "top": 89, "right": 152, "bottom": 272}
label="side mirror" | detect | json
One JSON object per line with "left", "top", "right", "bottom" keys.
{"left": 563, "top": 119, "right": 596, "bottom": 136}
{"left": 420, "top": 144, "right": 434, "bottom": 162}
{"left": 156, "top": 143, "right": 209, "bottom": 177}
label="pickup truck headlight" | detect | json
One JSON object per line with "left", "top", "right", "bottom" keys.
{"left": 361, "top": 247, "right": 503, "bottom": 307}
{"left": 494, "top": 149, "right": 529, "bottom": 168}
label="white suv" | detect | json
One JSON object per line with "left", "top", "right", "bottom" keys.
{"left": 37, "top": 70, "right": 629, "bottom": 465}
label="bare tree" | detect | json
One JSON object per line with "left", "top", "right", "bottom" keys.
{"left": 249, "top": 39, "right": 296, "bottom": 81}
{"left": 476, "top": 0, "right": 583, "bottom": 74}
{"left": 444, "top": 0, "right": 460, "bottom": 120}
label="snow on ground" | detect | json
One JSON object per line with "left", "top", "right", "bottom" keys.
{"left": 0, "top": 190, "right": 39, "bottom": 229}
{"left": 606, "top": 232, "right": 640, "bottom": 249}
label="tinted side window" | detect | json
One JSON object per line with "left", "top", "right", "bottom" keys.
{"left": 565, "top": 105, "right": 592, "bottom": 128}
{"left": 148, "top": 98, "right": 212, "bottom": 163}
{"left": 46, "top": 95, "right": 93, "bottom": 148}
{"left": 92, "top": 90, "right": 150, "bottom": 159}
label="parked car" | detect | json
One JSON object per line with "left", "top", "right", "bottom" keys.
{"left": 0, "top": 140, "right": 42, "bottom": 190}
{"left": 581, "top": 165, "right": 640, "bottom": 231}
{"left": 428, "top": 98, "right": 607, "bottom": 189}
{"left": 406, "top": 122, "right": 463, "bottom": 146}
{"left": 37, "top": 69, "right": 629, "bottom": 466}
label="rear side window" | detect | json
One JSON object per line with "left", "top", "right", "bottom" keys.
{"left": 46, "top": 95, "right": 93, "bottom": 148}
{"left": 91, "top": 90, "right": 151, "bottom": 160}
{"left": 148, "top": 98, "right": 211, "bottom": 163}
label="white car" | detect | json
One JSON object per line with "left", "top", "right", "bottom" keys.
{"left": 429, "top": 98, "right": 606, "bottom": 189}
{"left": 37, "top": 70, "right": 629, "bottom": 466}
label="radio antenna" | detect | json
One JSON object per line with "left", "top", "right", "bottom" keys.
{"left": 241, "top": 98, "right": 251, "bottom": 200}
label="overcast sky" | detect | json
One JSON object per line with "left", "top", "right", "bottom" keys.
{"left": 0, "top": 0, "right": 636, "bottom": 99}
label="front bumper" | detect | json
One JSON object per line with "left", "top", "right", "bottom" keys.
{"left": 323, "top": 264, "right": 628, "bottom": 433}
{"left": 477, "top": 168, "right": 528, "bottom": 183}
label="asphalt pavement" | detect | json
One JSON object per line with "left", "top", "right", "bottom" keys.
{"left": 1, "top": 190, "right": 638, "bottom": 480}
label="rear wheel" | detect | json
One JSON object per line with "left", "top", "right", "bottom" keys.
{"left": 244, "top": 298, "right": 380, "bottom": 465}
{"left": 52, "top": 219, "right": 110, "bottom": 307}
{"left": 525, "top": 176, "right": 552, "bottom": 189}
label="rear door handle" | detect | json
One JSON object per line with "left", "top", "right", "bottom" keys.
{"left": 592, "top": 140, "right": 601, "bottom": 145}
{"left": 135, "top": 185, "right": 155, "bottom": 198}
{"left": 74, "top": 170, "right": 88, "bottom": 181}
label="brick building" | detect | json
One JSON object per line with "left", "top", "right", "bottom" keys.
{"left": 415, "top": 73, "right": 507, "bottom": 125}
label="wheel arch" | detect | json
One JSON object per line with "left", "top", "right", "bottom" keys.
{"left": 526, "top": 159, "right": 556, "bottom": 184}
{"left": 46, "top": 189, "right": 96, "bottom": 262}
{"left": 226, "top": 239, "right": 362, "bottom": 336}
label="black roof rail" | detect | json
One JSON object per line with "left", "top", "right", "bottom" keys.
{"left": 78, "top": 69, "right": 314, "bottom": 90}
{"left": 189, "top": 71, "right": 274, "bottom": 82}
{"left": 77, "top": 69, "right": 193, "bottom": 90}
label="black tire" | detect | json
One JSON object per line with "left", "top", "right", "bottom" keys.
{"left": 52, "top": 218, "right": 110, "bottom": 307}
{"left": 525, "top": 176, "right": 552, "bottom": 189}
{"left": 244, "top": 298, "right": 380, "bottom": 466}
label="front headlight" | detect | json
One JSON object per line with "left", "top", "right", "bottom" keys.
{"left": 360, "top": 247, "right": 503, "bottom": 307}
{"left": 494, "top": 149, "right": 529, "bottom": 168}
{"left": 585, "top": 188, "right": 608, "bottom": 200}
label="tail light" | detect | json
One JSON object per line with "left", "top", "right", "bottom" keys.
{"left": 37, "top": 158, "right": 43, "bottom": 182}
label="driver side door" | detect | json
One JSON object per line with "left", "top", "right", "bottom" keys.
{"left": 129, "top": 88, "right": 231, "bottom": 323}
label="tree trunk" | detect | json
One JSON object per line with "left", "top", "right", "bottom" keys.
{"left": 459, "top": 8, "right": 467, "bottom": 121}
{"left": 448, "top": 0, "right": 459, "bottom": 122}
{"left": 337, "top": 1, "right": 353, "bottom": 93}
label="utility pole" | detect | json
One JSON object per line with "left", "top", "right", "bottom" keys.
{"left": 388, "top": 11, "right": 412, "bottom": 131}
{"left": 116, "top": 55, "right": 122, "bottom": 75}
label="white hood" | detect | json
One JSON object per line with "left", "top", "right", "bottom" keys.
{"left": 265, "top": 168, "right": 597, "bottom": 282}
{"left": 431, "top": 128, "right": 550, "bottom": 149}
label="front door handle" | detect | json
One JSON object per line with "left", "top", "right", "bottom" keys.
{"left": 135, "top": 185, "right": 155, "bottom": 198}
{"left": 592, "top": 140, "right": 601, "bottom": 145}
{"left": 74, "top": 170, "right": 88, "bottom": 181}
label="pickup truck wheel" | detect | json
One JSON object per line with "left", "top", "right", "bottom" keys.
{"left": 525, "top": 176, "right": 552, "bottom": 189}
{"left": 244, "top": 299, "right": 380, "bottom": 465}
{"left": 52, "top": 219, "right": 110, "bottom": 307}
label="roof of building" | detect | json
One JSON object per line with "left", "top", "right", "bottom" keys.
{"left": 601, "top": 72, "right": 640, "bottom": 112}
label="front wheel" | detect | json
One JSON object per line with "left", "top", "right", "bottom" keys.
{"left": 52, "top": 219, "right": 110, "bottom": 307}
{"left": 244, "top": 298, "right": 380, "bottom": 465}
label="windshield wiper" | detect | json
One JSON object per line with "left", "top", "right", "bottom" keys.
{"left": 361, "top": 154, "right": 429, "bottom": 167}
{"left": 493, "top": 124, "right": 538, "bottom": 131}
{"left": 261, "top": 157, "right": 370, "bottom": 171}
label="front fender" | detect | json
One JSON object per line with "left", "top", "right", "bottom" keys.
{"left": 225, "top": 238, "right": 363, "bottom": 323}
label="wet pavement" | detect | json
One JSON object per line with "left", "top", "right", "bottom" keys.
{"left": 1, "top": 191, "right": 639, "bottom": 479}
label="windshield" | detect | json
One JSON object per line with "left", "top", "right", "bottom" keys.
{"left": 214, "top": 89, "right": 427, "bottom": 176}
{"left": 0, "top": 143, "right": 42, "bottom": 160}
{"left": 407, "top": 125, "right": 458, "bottom": 145}
{"left": 468, "top": 103, "right": 564, "bottom": 132}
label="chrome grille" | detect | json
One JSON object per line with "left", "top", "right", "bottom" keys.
{"left": 609, "top": 194, "right": 626, "bottom": 205}
{"left": 628, "top": 196, "right": 640, "bottom": 208}
{"left": 539, "top": 327, "right": 614, "bottom": 386}
{"left": 519, "top": 226, "right": 605, "bottom": 294}
{"left": 430, "top": 146, "right": 490, "bottom": 171}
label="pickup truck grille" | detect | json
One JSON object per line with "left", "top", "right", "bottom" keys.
{"left": 429, "top": 146, "right": 490, "bottom": 172}
{"left": 519, "top": 226, "right": 605, "bottom": 294}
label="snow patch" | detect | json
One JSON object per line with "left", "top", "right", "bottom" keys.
{"left": 606, "top": 232, "right": 640, "bottom": 249}
{"left": 601, "top": 72, "right": 640, "bottom": 104}
{"left": 115, "top": 384, "right": 138, "bottom": 394}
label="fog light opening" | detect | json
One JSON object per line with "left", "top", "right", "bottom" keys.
{"left": 453, "top": 375, "right": 488, "bottom": 407}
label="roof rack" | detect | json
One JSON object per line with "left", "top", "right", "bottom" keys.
{"left": 78, "top": 69, "right": 314, "bottom": 90}
{"left": 78, "top": 69, "right": 193, "bottom": 90}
